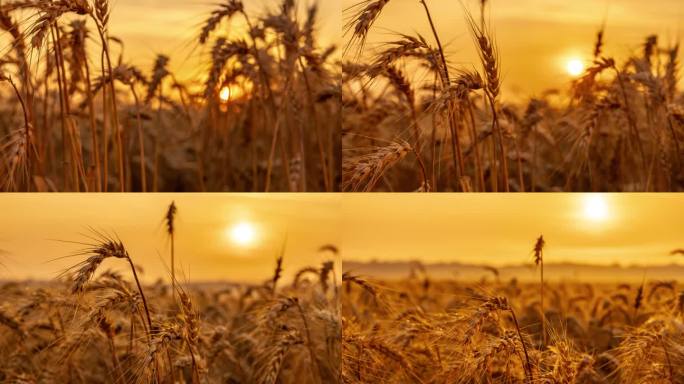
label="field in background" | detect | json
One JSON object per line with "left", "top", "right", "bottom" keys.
{"left": 0, "top": 0, "right": 339, "bottom": 192}
{"left": 344, "top": 261, "right": 684, "bottom": 284}
{"left": 342, "top": 276, "right": 684, "bottom": 383}
{"left": 342, "top": 237, "right": 684, "bottom": 382}
{"left": 1, "top": 275, "right": 340, "bottom": 383}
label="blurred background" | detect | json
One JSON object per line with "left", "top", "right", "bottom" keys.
{"left": 0, "top": 194, "right": 341, "bottom": 283}
{"left": 341, "top": 194, "right": 684, "bottom": 282}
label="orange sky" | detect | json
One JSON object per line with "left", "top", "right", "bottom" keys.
{"left": 1, "top": 193, "right": 681, "bottom": 282}
{"left": 0, "top": 194, "right": 340, "bottom": 283}
{"left": 341, "top": 194, "right": 684, "bottom": 267}
{"left": 343, "top": 0, "right": 684, "bottom": 98}
{"left": 109, "top": 0, "right": 341, "bottom": 84}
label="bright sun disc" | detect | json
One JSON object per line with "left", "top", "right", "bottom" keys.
{"left": 229, "top": 222, "right": 256, "bottom": 246}
{"left": 219, "top": 86, "right": 231, "bottom": 102}
{"left": 566, "top": 58, "right": 585, "bottom": 77}
{"left": 583, "top": 195, "right": 609, "bottom": 221}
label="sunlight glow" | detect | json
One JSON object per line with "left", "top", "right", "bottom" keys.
{"left": 229, "top": 222, "right": 256, "bottom": 246}
{"left": 582, "top": 194, "right": 609, "bottom": 222}
{"left": 566, "top": 58, "right": 585, "bottom": 77}
{"left": 219, "top": 86, "right": 231, "bottom": 103}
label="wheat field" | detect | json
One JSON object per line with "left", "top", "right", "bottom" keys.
{"left": 342, "top": 240, "right": 684, "bottom": 383}
{"left": 0, "top": 0, "right": 339, "bottom": 192}
{"left": 342, "top": 0, "right": 684, "bottom": 192}
{"left": 0, "top": 201, "right": 341, "bottom": 383}
{"left": 2, "top": 0, "right": 684, "bottom": 382}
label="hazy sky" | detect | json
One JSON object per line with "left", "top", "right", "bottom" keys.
{"left": 0, "top": 194, "right": 340, "bottom": 283}
{"left": 1, "top": 194, "right": 682, "bottom": 282}
{"left": 344, "top": 0, "right": 684, "bottom": 98}
{"left": 342, "top": 194, "right": 684, "bottom": 266}
{"left": 108, "top": 0, "right": 341, "bottom": 83}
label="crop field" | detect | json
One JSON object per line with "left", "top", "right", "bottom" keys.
{"left": 343, "top": 276, "right": 684, "bottom": 383}
{"left": 0, "top": 0, "right": 339, "bottom": 192}
{"left": 0, "top": 200, "right": 341, "bottom": 383}
{"left": 342, "top": 236, "right": 684, "bottom": 383}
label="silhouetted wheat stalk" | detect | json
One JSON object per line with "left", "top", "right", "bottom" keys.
{"left": 533, "top": 234, "right": 546, "bottom": 346}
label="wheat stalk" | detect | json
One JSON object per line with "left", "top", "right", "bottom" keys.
{"left": 165, "top": 201, "right": 177, "bottom": 297}
{"left": 533, "top": 235, "right": 546, "bottom": 347}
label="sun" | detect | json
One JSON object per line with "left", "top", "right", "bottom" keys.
{"left": 566, "top": 58, "right": 585, "bottom": 77}
{"left": 219, "top": 86, "right": 231, "bottom": 103}
{"left": 582, "top": 194, "right": 609, "bottom": 222}
{"left": 228, "top": 222, "right": 256, "bottom": 246}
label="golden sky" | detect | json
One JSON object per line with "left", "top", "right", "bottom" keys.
{"left": 1, "top": 193, "right": 681, "bottom": 282}
{"left": 341, "top": 194, "right": 684, "bottom": 267}
{"left": 109, "top": 0, "right": 341, "bottom": 84}
{"left": 344, "top": 0, "right": 684, "bottom": 98}
{"left": 0, "top": 194, "right": 340, "bottom": 283}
